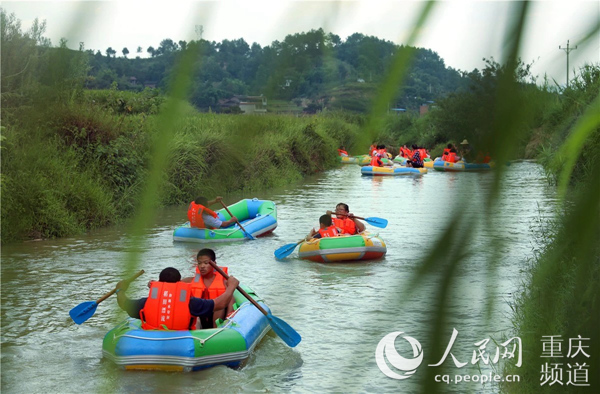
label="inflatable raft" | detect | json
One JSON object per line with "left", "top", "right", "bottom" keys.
{"left": 359, "top": 157, "right": 392, "bottom": 166}
{"left": 338, "top": 155, "right": 369, "bottom": 164}
{"left": 433, "top": 160, "right": 495, "bottom": 172}
{"left": 102, "top": 286, "right": 270, "bottom": 371}
{"left": 361, "top": 166, "right": 427, "bottom": 176}
{"left": 393, "top": 157, "right": 434, "bottom": 168}
{"left": 298, "top": 233, "right": 387, "bottom": 263}
{"left": 173, "top": 199, "right": 277, "bottom": 243}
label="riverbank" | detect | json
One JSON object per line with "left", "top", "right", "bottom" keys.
{"left": 1, "top": 93, "right": 362, "bottom": 242}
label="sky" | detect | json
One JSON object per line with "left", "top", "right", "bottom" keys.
{"left": 2, "top": 1, "right": 599, "bottom": 86}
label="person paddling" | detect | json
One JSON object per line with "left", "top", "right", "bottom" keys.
{"left": 116, "top": 267, "right": 239, "bottom": 331}
{"left": 327, "top": 203, "right": 366, "bottom": 235}
{"left": 188, "top": 196, "right": 238, "bottom": 229}
{"left": 182, "top": 248, "right": 235, "bottom": 328}
{"left": 307, "top": 214, "right": 340, "bottom": 239}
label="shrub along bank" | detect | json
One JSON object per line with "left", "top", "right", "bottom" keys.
{"left": 1, "top": 93, "right": 361, "bottom": 243}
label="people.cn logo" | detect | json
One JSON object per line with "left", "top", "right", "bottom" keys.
{"left": 376, "top": 332, "right": 424, "bottom": 379}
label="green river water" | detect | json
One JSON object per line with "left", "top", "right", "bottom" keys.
{"left": 1, "top": 162, "right": 557, "bottom": 392}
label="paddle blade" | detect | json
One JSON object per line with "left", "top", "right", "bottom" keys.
{"left": 274, "top": 243, "right": 298, "bottom": 259}
{"left": 69, "top": 301, "right": 98, "bottom": 325}
{"left": 365, "top": 217, "right": 388, "bottom": 228}
{"left": 243, "top": 231, "right": 255, "bottom": 240}
{"left": 266, "top": 312, "right": 302, "bottom": 347}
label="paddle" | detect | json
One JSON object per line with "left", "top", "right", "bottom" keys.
{"left": 208, "top": 261, "right": 301, "bottom": 347}
{"left": 327, "top": 211, "right": 388, "bottom": 228}
{"left": 69, "top": 270, "right": 145, "bottom": 325}
{"left": 274, "top": 239, "right": 306, "bottom": 260}
{"left": 219, "top": 199, "right": 255, "bottom": 240}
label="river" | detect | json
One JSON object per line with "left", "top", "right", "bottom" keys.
{"left": 1, "top": 161, "right": 557, "bottom": 392}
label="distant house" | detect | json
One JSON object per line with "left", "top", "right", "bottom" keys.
{"left": 236, "top": 95, "right": 267, "bottom": 114}
{"left": 390, "top": 108, "right": 406, "bottom": 115}
{"left": 143, "top": 80, "right": 157, "bottom": 89}
{"left": 420, "top": 101, "right": 435, "bottom": 116}
{"left": 129, "top": 76, "right": 137, "bottom": 85}
{"left": 357, "top": 78, "right": 365, "bottom": 83}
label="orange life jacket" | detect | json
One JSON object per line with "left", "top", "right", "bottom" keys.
{"left": 333, "top": 217, "right": 357, "bottom": 235}
{"left": 370, "top": 156, "right": 383, "bottom": 167}
{"left": 446, "top": 152, "right": 457, "bottom": 163}
{"left": 401, "top": 147, "right": 412, "bottom": 158}
{"left": 337, "top": 149, "right": 349, "bottom": 157}
{"left": 140, "top": 281, "right": 196, "bottom": 330}
{"left": 476, "top": 152, "right": 492, "bottom": 163}
{"left": 318, "top": 225, "right": 339, "bottom": 238}
{"left": 190, "top": 266, "right": 228, "bottom": 299}
{"left": 369, "top": 145, "right": 376, "bottom": 156}
{"left": 187, "top": 202, "right": 219, "bottom": 228}
{"left": 419, "top": 148, "right": 428, "bottom": 159}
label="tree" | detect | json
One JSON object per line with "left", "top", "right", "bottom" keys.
{"left": 147, "top": 46, "right": 155, "bottom": 57}
{"left": 136, "top": 46, "right": 142, "bottom": 54}
{"left": 122, "top": 47, "right": 129, "bottom": 58}
{"left": 106, "top": 47, "right": 116, "bottom": 58}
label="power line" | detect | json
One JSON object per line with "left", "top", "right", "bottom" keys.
{"left": 559, "top": 40, "right": 577, "bottom": 89}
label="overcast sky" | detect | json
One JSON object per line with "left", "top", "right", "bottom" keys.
{"left": 3, "top": 1, "right": 599, "bottom": 86}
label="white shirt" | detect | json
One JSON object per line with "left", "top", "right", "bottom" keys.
{"left": 202, "top": 213, "right": 222, "bottom": 229}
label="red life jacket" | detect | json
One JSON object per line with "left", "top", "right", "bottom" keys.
{"left": 187, "top": 202, "right": 219, "bottom": 228}
{"left": 369, "top": 145, "right": 376, "bottom": 156}
{"left": 446, "top": 152, "right": 457, "bottom": 163}
{"left": 333, "top": 217, "right": 357, "bottom": 235}
{"left": 140, "top": 281, "right": 196, "bottom": 330}
{"left": 337, "top": 149, "right": 349, "bottom": 157}
{"left": 190, "top": 266, "right": 228, "bottom": 299}
{"left": 370, "top": 156, "right": 383, "bottom": 167}
{"left": 419, "top": 148, "right": 428, "bottom": 159}
{"left": 318, "top": 225, "right": 339, "bottom": 238}
{"left": 401, "top": 147, "right": 412, "bottom": 158}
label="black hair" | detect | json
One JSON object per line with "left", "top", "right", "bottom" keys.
{"left": 336, "top": 203, "right": 349, "bottom": 212}
{"left": 197, "top": 248, "right": 216, "bottom": 261}
{"left": 412, "top": 144, "right": 418, "bottom": 150}
{"left": 447, "top": 143, "right": 453, "bottom": 149}
{"left": 159, "top": 267, "right": 181, "bottom": 283}
{"left": 319, "top": 214, "right": 333, "bottom": 226}
{"left": 194, "top": 196, "right": 208, "bottom": 205}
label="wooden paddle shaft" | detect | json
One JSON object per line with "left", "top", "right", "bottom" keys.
{"left": 207, "top": 261, "right": 268, "bottom": 316}
{"left": 219, "top": 200, "right": 252, "bottom": 237}
{"left": 329, "top": 212, "right": 366, "bottom": 220}
{"left": 96, "top": 270, "right": 145, "bottom": 304}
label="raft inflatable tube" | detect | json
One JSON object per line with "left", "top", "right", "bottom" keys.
{"left": 359, "top": 157, "right": 393, "bottom": 166}
{"left": 298, "top": 233, "right": 387, "bottom": 263}
{"left": 393, "top": 157, "right": 434, "bottom": 168}
{"left": 173, "top": 199, "right": 277, "bottom": 243}
{"left": 102, "top": 286, "right": 270, "bottom": 372}
{"left": 338, "top": 155, "right": 369, "bottom": 164}
{"left": 361, "top": 166, "right": 427, "bottom": 176}
{"left": 432, "top": 160, "right": 495, "bottom": 172}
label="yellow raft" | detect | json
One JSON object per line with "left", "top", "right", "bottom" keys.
{"left": 298, "top": 233, "right": 387, "bottom": 263}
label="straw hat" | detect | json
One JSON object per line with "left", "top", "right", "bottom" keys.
{"left": 460, "top": 139, "right": 469, "bottom": 145}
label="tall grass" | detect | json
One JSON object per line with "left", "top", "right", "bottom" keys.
{"left": 0, "top": 93, "right": 361, "bottom": 242}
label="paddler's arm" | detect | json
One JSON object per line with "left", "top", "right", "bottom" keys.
{"left": 206, "top": 196, "right": 223, "bottom": 206}
{"left": 213, "top": 275, "right": 239, "bottom": 311}
{"left": 115, "top": 280, "right": 147, "bottom": 318}
{"left": 348, "top": 213, "right": 366, "bottom": 233}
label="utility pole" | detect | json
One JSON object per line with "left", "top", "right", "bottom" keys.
{"left": 559, "top": 40, "right": 577, "bottom": 89}
{"left": 195, "top": 25, "right": 204, "bottom": 40}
